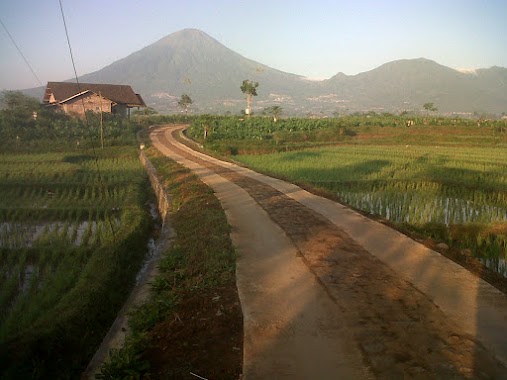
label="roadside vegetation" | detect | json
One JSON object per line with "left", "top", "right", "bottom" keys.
{"left": 187, "top": 114, "right": 507, "bottom": 278}
{"left": 0, "top": 92, "right": 153, "bottom": 378}
{"left": 2, "top": 87, "right": 506, "bottom": 376}
{"left": 97, "top": 144, "right": 241, "bottom": 379}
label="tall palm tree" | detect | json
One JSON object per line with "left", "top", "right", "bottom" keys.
{"left": 240, "top": 80, "right": 259, "bottom": 115}
{"left": 178, "top": 93, "right": 193, "bottom": 115}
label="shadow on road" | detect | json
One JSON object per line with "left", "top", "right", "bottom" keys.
{"left": 151, "top": 125, "right": 507, "bottom": 379}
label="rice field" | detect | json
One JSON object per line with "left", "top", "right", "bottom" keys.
{"left": 0, "top": 147, "right": 148, "bottom": 344}
{"left": 236, "top": 144, "right": 507, "bottom": 275}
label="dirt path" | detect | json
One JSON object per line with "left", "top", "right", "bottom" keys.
{"left": 151, "top": 125, "right": 507, "bottom": 379}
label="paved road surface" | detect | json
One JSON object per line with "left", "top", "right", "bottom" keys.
{"left": 151, "top": 125, "right": 507, "bottom": 379}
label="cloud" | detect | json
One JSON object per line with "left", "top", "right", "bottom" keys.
{"left": 455, "top": 67, "right": 477, "bottom": 75}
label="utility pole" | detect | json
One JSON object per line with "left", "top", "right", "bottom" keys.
{"left": 99, "top": 91, "right": 104, "bottom": 149}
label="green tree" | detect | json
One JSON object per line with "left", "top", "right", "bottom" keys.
{"left": 423, "top": 102, "right": 438, "bottom": 113}
{"left": 264, "top": 105, "right": 283, "bottom": 122}
{"left": 178, "top": 94, "right": 193, "bottom": 115}
{"left": 0, "top": 90, "right": 40, "bottom": 114}
{"left": 0, "top": 91, "right": 41, "bottom": 138}
{"left": 240, "top": 80, "right": 259, "bottom": 116}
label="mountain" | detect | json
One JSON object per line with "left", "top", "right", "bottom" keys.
{"left": 24, "top": 29, "right": 507, "bottom": 115}
{"left": 78, "top": 29, "right": 320, "bottom": 113}
{"left": 323, "top": 58, "right": 507, "bottom": 114}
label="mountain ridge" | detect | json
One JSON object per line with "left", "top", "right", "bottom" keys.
{"left": 22, "top": 29, "right": 507, "bottom": 115}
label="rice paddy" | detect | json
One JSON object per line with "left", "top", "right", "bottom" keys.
{"left": 236, "top": 144, "right": 507, "bottom": 275}
{"left": 0, "top": 146, "right": 152, "bottom": 377}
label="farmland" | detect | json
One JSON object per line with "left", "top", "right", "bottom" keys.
{"left": 0, "top": 147, "right": 152, "bottom": 378}
{"left": 188, "top": 115, "right": 507, "bottom": 276}
{"left": 0, "top": 97, "right": 153, "bottom": 378}
{"left": 186, "top": 114, "right": 507, "bottom": 154}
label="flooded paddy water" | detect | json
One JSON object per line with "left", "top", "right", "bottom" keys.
{"left": 337, "top": 190, "right": 507, "bottom": 226}
{"left": 0, "top": 218, "right": 121, "bottom": 308}
{"left": 337, "top": 189, "right": 507, "bottom": 276}
{"left": 0, "top": 218, "right": 124, "bottom": 249}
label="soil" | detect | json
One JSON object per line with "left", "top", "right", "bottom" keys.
{"left": 150, "top": 125, "right": 507, "bottom": 379}
{"left": 144, "top": 285, "right": 243, "bottom": 380}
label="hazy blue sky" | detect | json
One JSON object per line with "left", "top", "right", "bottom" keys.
{"left": 1, "top": 0, "right": 506, "bottom": 90}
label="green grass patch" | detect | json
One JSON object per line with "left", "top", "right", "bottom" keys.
{"left": 235, "top": 143, "right": 507, "bottom": 275}
{"left": 97, "top": 146, "right": 238, "bottom": 379}
{"left": 0, "top": 144, "right": 153, "bottom": 379}
{"left": 186, "top": 115, "right": 507, "bottom": 155}
{"left": 182, "top": 114, "right": 507, "bottom": 276}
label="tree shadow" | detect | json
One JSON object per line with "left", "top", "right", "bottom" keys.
{"left": 279, "top": 160, "right": 391, "bottom": 191}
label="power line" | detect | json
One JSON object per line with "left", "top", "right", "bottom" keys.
{"left": 58, "top": 0, "right": 117, "bottom": 241}
{"left": 0, "top": 18, "right": 43, "bottom": 87}
{"left": 58, "top": 0, "right": 81, "bottom": 91}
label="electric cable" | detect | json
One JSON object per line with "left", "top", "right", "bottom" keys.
{"left": 58, "top": 0, "right": 117, "bottom": 240}
{"left": 0, "top": 17, "right": 43, "bottom": 87}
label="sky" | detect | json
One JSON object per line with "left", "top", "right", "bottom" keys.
{"left": 1, "top": 0, "right": 506, "bottom": 90}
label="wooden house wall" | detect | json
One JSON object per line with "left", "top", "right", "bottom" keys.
{"left": 61, "top": 93, "right": 113, "bottom": 117}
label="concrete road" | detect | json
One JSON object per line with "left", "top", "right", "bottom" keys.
{"left": 151, "top": 125, "right": 507, "bottom": 379}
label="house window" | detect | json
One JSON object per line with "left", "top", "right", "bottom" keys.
{"left": 95, "top": 106, "right": 100, "bottom": 111}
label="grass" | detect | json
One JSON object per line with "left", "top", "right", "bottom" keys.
{"left": 0, "top": 145, "right": 153, "bottom": 379}
{"left": 187, "top": 115, "right": 507, "bottom": 155}
{"left": 97, "top": 118, "right": 507, "bottom": 377}
{"left": 234, "top": 142, "right": 507, "bottom": 275}
{"left": 183, "top": 115, "right": 507, "bottom": 276}
{"left": 97, "top": 145, "right": 241, "bottom": 379}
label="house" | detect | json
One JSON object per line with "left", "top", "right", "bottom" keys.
{"left": 43, "top": 82, "right": 146, "bottom": 118}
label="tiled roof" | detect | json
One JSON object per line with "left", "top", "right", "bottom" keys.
{"left": 43, "top": 82, "right": 145, "bottom": 107}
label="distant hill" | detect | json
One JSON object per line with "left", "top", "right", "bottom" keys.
{"left": 323, "top": 59, "right": 507, "bottom": 114}
{"left": 23, "top": 29, "right": 507, "bottom": 115}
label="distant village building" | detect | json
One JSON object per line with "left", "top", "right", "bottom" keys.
{"left": 43, "top": 82, "right": 145, "bottom": 118}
